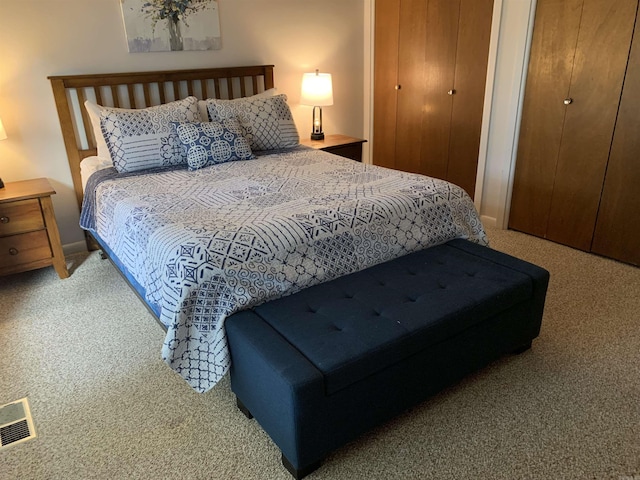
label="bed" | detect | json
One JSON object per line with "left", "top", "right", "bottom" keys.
{"left": 49, "top": 65, "right": 488, "bottom": 393}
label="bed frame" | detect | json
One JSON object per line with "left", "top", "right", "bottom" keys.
{"left": 48, "top": 65, "right": 275, "bottom": 249}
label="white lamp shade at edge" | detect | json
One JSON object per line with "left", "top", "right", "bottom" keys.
{"left": 300, "top": 72, "right": 333, "bottom": 107}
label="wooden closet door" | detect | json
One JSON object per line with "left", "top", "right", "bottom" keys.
{"left": 591, "top": 3, "right": 640, "bottom": 266}
{"left": 416, "top": 0, "right": 460, "bottom": 179}
{"left": 447, "top": 0, "right": 494, "bottom": 198}
{"left": 545, "top": 0, "right": 638, "bottom": 251}
{"left": 372, "top": 0, "right": 493, "bottom": 198}
{"left": 372, "top": 0, "right": 401, "bottom": 170}
{"left": 509, "top": 0, "right": 583, "bottom": 238}
{"left": 394, "top": 0, "right": 432, "bottom": 175}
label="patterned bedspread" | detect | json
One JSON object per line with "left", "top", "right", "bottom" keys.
{"left": 81, "top": 147, "right": 488, "bottom": 392}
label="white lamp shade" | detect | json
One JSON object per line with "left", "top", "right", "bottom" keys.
{"left": 0, "top": 117, "right": 6, "bottom": 141}
{"left": 300, "top": 72, "right": 333, "bottom": 107}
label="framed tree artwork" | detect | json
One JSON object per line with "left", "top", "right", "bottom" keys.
{"left": 120, "top": 0, "right": 222, "bottom": 52}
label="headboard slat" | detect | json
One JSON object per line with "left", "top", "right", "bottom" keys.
{"left": 110, "top": 85, "right": 120, "bottom": 108}
{"left": 95, "top": 87, "right": 103, "bottom": 106}
{"left": 143, "top": 83, "right": 152, "bottom": 107}
{"left": 240, "top": 77, "right": 247, "bottom": 97}
{"left": 201, "top": 79, "right": 208, "bottom": 99}
{"left": 127, "top": 84, "right": 135, "bottom": 107}
{"left": 158, "top": 83, "right": 167, "bottom": 104}
{"left": 172, "top": 82, "right": 180, "bottom": 102}
{"left": 76, "top": 88, "right": 95, "bottom": 150}
{"left": 227, "top": 78, "right": 234, "bottom": 98}
{"left": 48, "top": 65, "right": 276, "bottom": 248}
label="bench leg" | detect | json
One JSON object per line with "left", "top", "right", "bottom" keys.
{"left": 236, "top": 397, "right": 253, "bottom": 419}
{"left": 281, "top": 454, "right": 322, "bottom": 480}
{"left": 512, "top": 341, "right": 532, "bottom": 354}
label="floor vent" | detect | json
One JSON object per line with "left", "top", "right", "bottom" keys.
{"left": 0, "top": 398, "right": 36, "bottom": 450}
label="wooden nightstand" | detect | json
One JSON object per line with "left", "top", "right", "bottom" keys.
{"left": 0, "top": 178, "right": 69, "bottom": 279}
{"left": 300, "top": 134, "right": 367, "bottom": 162}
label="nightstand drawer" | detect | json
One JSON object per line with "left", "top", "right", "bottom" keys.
{"left": 0, "top": 230, "right": 52, "bottom": 268}
{"left": 0, "top": 199, "right": 45, "bottom": 236}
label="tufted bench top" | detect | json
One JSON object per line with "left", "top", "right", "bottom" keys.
{"left": 250, "top": 239, "right": 537, "bottom": 395}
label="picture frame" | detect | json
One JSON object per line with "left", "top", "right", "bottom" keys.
{"left": 120, "top": 0, "right": 222, "bottom": 53}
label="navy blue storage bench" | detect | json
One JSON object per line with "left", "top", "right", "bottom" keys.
{"left": 225, "top": 239, "right": 549, "bottom": 479}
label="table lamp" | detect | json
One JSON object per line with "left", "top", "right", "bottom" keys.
{"left": 0, "top": 116, "right": 6, "bottom": 189}
{"left": 300, "top": 70, "right": 333, "bottom": 140}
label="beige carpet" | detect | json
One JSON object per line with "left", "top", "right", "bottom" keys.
{"left": 1, "top": 227, "right": 639, "bottom": 480}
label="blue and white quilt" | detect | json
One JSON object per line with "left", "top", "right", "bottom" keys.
{"left": 81, "top": 148, "right": 488, "bottom": 393}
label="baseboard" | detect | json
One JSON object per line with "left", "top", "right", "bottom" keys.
{"left": 481, "top": 215, "right": 498, "bottom": 229}
{"left": 63, "top": 241, "right": 88, "bottom": 256}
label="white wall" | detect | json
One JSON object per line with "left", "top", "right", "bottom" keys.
{"left": 0, "top": 0, "right": 364, "bottom": 249}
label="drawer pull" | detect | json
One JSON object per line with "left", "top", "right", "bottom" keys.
{"left": 9, "top": 247, "right": 19, "bottom": 256}
{"left": 0, "top": 216, "right": 9, "bottom": 224}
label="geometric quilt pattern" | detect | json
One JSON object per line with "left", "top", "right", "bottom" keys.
{"left": 82, "top": 147, "right": 488, "bottom": 393}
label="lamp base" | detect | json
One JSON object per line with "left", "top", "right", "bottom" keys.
{"left": 310, "top": 132, "right": 325, "bottom": 141}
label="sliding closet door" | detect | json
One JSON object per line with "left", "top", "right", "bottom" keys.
{"left": 446, "top": 0, "right": 494, "bottom": 198}
{"left": 372, "top": 0, "right": 400, "bottom": 170}
{"left": 544, "top": 0, "right": 638, "bottom": 251}
{"left": 510, "top": 0, "right": 637, "bottom": 252}
{"left": 591, "top": 3, "right": 640, "bottom": 266}
{"left": 373, "top": 0, "right": 493, "bottom": 198}
{"left": 414, "top": 0, "right": 460, "bottom": 179}
{"left": 509, "top": 0, "right": 583, "bottom": 238}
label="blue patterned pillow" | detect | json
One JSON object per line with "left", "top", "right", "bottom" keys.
{"left": 205, "top": 94, "right": 299, "bottom": 151}
{"left": 172, "top": 119, "right": 255, "bottom": 171}
{"left": 100, "top": 96, "right": 201, "bottom": 173}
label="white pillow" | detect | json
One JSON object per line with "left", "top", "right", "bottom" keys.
{"left": 80, "top": 156, "right": 112, "bottom": 191}
{"left": 205, "top": 93, "right": 299, "bottom": 151}
{"left": 84, "top": 100, "right": 113, "bottom": 161}
{"left": 197, "top": 87, "right": 278, "bottom": 121}
{"left": 97, "top": 96, "right": 201, "bottom": 173}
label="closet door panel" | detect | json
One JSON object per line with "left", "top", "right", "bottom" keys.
{"left": 509, "top": 0, "right": 583, "bottom": 237}
{"left": 447, "top": 0, "right": 494, "bottom": 198}
{"left": 373, "top": 0, "right": 401, "bottom": 170}
{"left": 394, "top": 0, "right": 429, "bottom": 174}
{"left": 545, "top": 0, "right": 638, "bottom": 251}
{"left": 418, "top": 0, "right": 459, "bottom": 179}
{"left": 592, "top": 3, "right": 640, "bottom": 266}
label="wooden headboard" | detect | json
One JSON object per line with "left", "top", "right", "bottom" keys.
{"left": 48, "top": 65, "right": 275, "bottom": 211}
